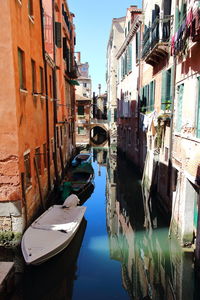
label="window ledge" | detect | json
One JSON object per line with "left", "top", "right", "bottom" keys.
{"left": 40, "top": 95, "right": 46, "bottom": 100}
{"left": 25, "top": 185, "right": 32, "bottom": 193}
{"left": 20, "top": 88, "right": 28, "bottom": 94}
{"left": 32, "top": 93, "right": 39, "bottom": 97}
{"left": 174, "top": 132, "right": 200, "bottom": 143}
{"left": 29, "top": 15, "right": 34, "bottom": 24}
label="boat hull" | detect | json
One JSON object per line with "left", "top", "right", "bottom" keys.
{"left": 21, "top": 205, "right": 86, "bottom": 265}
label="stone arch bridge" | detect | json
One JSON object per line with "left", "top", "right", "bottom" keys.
{"left": 90, "top": 118, "right": 109, "bottom": 146}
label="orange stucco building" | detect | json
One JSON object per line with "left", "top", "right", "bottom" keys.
{"left": 0, "top": 0, "right": 77, "bottom": 233}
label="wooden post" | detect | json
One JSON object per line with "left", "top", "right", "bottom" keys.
{"left": 59, "top": 146, "right": 65, "bottom": 178}
{"left": 53, "top": 151, "right": 60, "bottom": 186}
{"left": 21, "top": 172, "right": 28, "bottom": 227}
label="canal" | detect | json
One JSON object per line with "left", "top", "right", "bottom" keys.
{"left": 6, "top": 147, "right": 200, "bottom": 299}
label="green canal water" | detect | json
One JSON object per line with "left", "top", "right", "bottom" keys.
{"left": 8, "top": 147, "right": 200, "bottom": 299}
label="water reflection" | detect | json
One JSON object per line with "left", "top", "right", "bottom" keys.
{"left": 106, "top": 147, "right": 196, "bottom": 300}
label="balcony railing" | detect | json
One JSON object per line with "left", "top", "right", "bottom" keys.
{"left": 142, "top": 16, "right": 173, "bottom": 64}
{"left": 65, "top": 59, "right": 79, "bottom": 79}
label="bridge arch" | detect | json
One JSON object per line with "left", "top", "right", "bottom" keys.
{"left": 90, "top": 124, "right": 109, "bottom": 146}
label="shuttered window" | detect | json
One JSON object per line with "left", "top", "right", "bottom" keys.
{"left": 161, "top": 67, "right": 173, "bottom": 110}
{"left": 136, "top": 31, "right": 140, "bottom": 62}
{"left": 149, "top": 80, "right": 155, "bottom": 111}
{"left": 176, "top": 83, "right": 184, "bottom": 132}
{"left": 78, "top": 105, "right": 84, "bottom": 115}
{"left": 55, "top": 22, "right": 62, "bottom": 48}
{"left": 78, "top": 127, "right": 85, "bottom": 135}
{"left": 121, "top": 57, "right": 123, "bottom": 79}
{"left": 197, "top": 78, "right": 200, "bottom": 138}
{"left": 124, "top": 52, "right": 127, "bottom": 75}
{"left": 127, "top": 44, "right": 132, "bottom": 73}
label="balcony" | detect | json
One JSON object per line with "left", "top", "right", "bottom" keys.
{"left": 142, "top": 16, "right": 173, "bottom": 66}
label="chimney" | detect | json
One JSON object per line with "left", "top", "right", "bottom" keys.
{"left": 76, "top": 52, "right": 81, "bottom": 63}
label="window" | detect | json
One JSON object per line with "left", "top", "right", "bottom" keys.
{"left": 136, "top": 31, "right": 140, "bottom": 62}
{"left": 128, "top": 21, "right": 130, "bottom": 31}
{"left": 24, "top": 152, "right": 31, "bottom": 188}
{"left": 40, "top": 67, "right": 44, "bottom": 94}
{"left": 28, "top": 0, "right": 33, "bottom": 18}
{"left": 197, "top": 78, "right": 200, "bottom": 138}
{"left": 127, "top": 44, "right": 132, "bottom": 73}
{"left": 51, "top": 138, "right": 54, "bottom": 161}
{"left": 165, "top": 147, "right": 169, "bottom": 161}
{"left": 78, "top": 126, "right": 85, "bottom": 135}
{"left": 18, "top": 48, "right": 26, "bottom": 89}
{"left": 43, "top": 143, "right": 47, "bottom": 169}
{"left": 55, "top": 22, "right": 62, "bottom": 48}
{"left": 35, "top": 147, "right": 41, "bottom": 175}
{"left": 31, "top": 59, "right": 37, "bottom": 93}
{"left": 49, "top": 74, "right": 52, "bottom": 98}
{"left": 149, "top": 80, "right": 155, "bottom": 111}
{"left": 161, "top": 67, "right": 173, "bottom": 110}
{"left": 78, "top": 105, "right": 84, "bottom": 115}
{"left": 176, "top": 83, "right": 184, "bottom": 132}
{"left": 83, "top": 83, "right": 87, "bottom": 88}
{"left": 56, "top": 127, "right": 60, "bottom": 147}
{"left": 60, "top": 126, "right": 63, "bottom": 146}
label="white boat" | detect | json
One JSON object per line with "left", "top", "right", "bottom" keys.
{"left": 21, "top": 194, "right": 86, "bottom": 265}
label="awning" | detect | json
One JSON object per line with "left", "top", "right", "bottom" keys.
{"left": 68, "top": 79, "right": 80, "bottom": 86}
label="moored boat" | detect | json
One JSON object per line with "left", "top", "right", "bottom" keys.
{"left": 71, "top": 153, "right": 91, "bottom": 167}
{"left": 21, "top": 194, "right": 86, "bottom": 265}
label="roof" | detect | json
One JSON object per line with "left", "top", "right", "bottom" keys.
{"left": 75, "top": 94, "right": 91, "bottom": 101}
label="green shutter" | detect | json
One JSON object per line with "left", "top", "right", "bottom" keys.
{"left": 136, "top": 32, "right": 140, "bottom": 61}
{"left": 127, "top": 44, "right": 132, "bottom": 73}
{"left": 176, "top": 83, "right": 184, "bottom": 132}
{"left": 161, "top": 70, "right": 167, "bottom": 110}
{"left": 143, "top": 85, "right": 149, "bottom": 112}
{"left": 197, "top": 78, "right": 200, "bottom": 138}
{"left": 121, "top": 57, "right": 123, "bottom": 79}
{"left": 161, "top": 68, "right": 172, "bottom": 110}
{"left": 78, "top": 106, "right": 84, "bottom": 115}
{"left": 125, "top": 52, "right": 127, "bottom": 75}
{"left": 175, "top": 7, "right": 180, "bottom": 31}
{"left": 149, "top": 80, "right": 155, "bottom": 111}
{"left": 170, "top": 66, "right": 174, "bottom": 107}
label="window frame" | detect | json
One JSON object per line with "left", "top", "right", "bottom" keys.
{"left": 18, "top": 48, "right": 26, "bottom": 90}
{"left": 28, "top": 0, "right": 34, "bottom": 19}
{"left": 39, "top": 66, "right": 44, "bottom": 94}
{"left": 31, "top": 59, "right": 37, "bottom": 93}
{"left": 78, "top": 105, "right": 84, "bottom": 116}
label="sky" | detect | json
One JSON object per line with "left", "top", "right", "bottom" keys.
{"left": 67, "top": 0, "right": 142, "bottom": 95}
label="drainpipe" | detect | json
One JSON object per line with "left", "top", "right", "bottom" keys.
{"left": 168, "top": 55, "right": 177, "bottom": 203}
{"left": 40, "top": 0, "right": 51, "bottom": 191}
{"left": 137, "top": 21, "right": 143, "bottom": 172}
{"left": 52, "top": 0, "right": 60, "bottom": 185}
